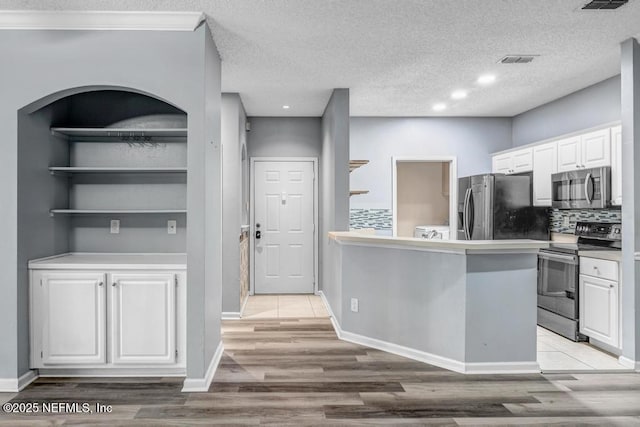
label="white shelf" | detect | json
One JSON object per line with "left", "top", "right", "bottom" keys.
{"left": 50, "top": 127, "right": 187, "bottom": 141}
{"left": 50, "top": 209, "right": 187, "bottom": 217}
{"left": 49, "top": 167, "right": 187, "bottom": 174}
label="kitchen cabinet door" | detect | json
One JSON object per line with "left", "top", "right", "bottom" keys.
{"left": 557, "top": 136, "right": 582, "bottom": 172}
{"left": 611, "top": 125, "right": 622, "bottom": 206}
{"left": 581, "top": 128, "right": 611, "bottom": 169}
{"left": 38, "top": 271, "right": 106, "bottom": 365}
{"left": 532, "top": 142, "right": 557, "bottom": 206}
{"left": 579, "top": 274, "right": 619, "bottom": 348}
{"left": 492, "top": 153, "right": 512, "bottom": 174}
{"left": 511, "top": 148, "right": 533, "bottom": 173}
{"left": 111, "top": 272, "right": 176, "bottom": 364}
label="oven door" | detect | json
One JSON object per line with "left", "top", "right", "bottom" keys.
{"left": 537, "top": 250, "right": 579, "bottom": 320}
{"left": 551, "top": 167, "right": 610, "bottom": 209}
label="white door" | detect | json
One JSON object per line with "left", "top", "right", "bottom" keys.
{"left": 581, "top": 128, "right": 611, "bottom": 169}
{"left": 254, "top": 160, "right": 315, "bottom": 294}
{"left": 511, "top": 148, "right": 533, "bottom": 173}
{"left": 557, "top": 136, "right": 582, "bottom": 172}
{"left": 111, "top": 273, "right": 176, "bottom": 364}
{"left": 40, "top": 271, "right": 106, "bottom": 365}
{"left": 532, "top": 142, "right": 557, "bottom": 206}
{"left": 492, "top": 154, "right": 512, "bottom": 174}
{"left": 579, "top": 274, "right": 619, "bottom": 348}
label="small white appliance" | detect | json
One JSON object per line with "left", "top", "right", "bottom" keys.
{"left": 414, "top": 225, "right": 450, "bottom": 240}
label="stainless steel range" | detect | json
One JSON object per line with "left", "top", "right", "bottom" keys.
{"left": 537, "top": 221, "right": 621, "bottom": 341}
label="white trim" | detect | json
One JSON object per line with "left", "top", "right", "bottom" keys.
{"left": 0, "top": 370, "right": 38, "bottom": 392}
{"left": 619, "top": 356, "right": 640, "bottom": 371}
{"left": 239, "top": 294, "right": 249, "bottom": 317}
{"left": 0, "top": 11, "right": 205, "bottom": 31}
{"left": 250, "top": 157, "right": 319, "bottom": 295}
{"left": 320, "top": 290, "right": 540, "bottom": 375}
{"left": 221, "top": 312, "right": 241, "bottom": 320}
{"left": 37, "top": 368, "right": 185, "bottom": 377}
{"left": 181, "top": 341, "right": 224, "bottom": 392}
{"left": 391, "top": 156, "right": 458, "bottom": 240}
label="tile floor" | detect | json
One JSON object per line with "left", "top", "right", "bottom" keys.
{"left": 242, "top": 294, "right": 329, "bottom": 319}
{"left": 537, "top": 326, "right": 629, "bottom": 371}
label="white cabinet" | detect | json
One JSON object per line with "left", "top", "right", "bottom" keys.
{"left": 611, "top": 125, "right": 622, "bottom": 206}
{"left": 38, "top": 272, "right": 106, "bottom": 365}
{"left": 29, "top": 255, "right": 186, "bottom": 373}
{"left": 579, "top": 257, "right": 620, "bottom": 348}
{"left": 111, "top": 273, "right": 176, "bottom": 365}
{"left": 532, "top": 142, "right": 557, "bottom": 206}
{"left": 557, "top": 129, "right": 611, "bottom": 172}
{"left": 492, "top": 147, "right": 533, "bottom": 175}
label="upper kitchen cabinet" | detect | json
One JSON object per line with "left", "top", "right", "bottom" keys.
{"left": 492, "top": 147, "right": 533, "bottom": 175}
{"left": 532, "top": 142, "right": 557, "bottom": 206}
{"left": 611, "top": 125, "right": 622, "bottom": 206}
{"left": 557, "top": 129, "right": 611, "bottom": 172}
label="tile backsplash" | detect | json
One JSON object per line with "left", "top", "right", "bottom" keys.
{"left": 350, "top": 208, "right": 392, "bottom": 230}
{"left": 550, "top": 208, "right": 621, "bottom": 234}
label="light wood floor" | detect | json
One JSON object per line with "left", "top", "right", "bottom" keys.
{"left": 2, "top": 317, "right": 640, "bottom": 425}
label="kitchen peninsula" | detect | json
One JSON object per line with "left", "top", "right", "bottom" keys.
{"left": 324, "top": 232, "right": 548, "bottom": 374}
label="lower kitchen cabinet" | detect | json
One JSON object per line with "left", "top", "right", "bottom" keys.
{"left": 39, "top": 272, "right": 107, "bottom": 365}
{"left": 579, "top": 257, "right": 620, "bottom": 349}
{"left": 111, "top": 273, "right": 176, "bottom": 365}
{"left": 29, "top": 254, "right": 186, "bottom": 374}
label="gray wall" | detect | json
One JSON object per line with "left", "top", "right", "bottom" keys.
{"left": 512, "top": 76, "right": 621, "bottom": 147}
{"left": 0, "top": 27, "right": 222, "bottom": 384}
{"left": 247, "top": 117, "right": 321, "bottom": 158}
{"left": 621, "top": 38, "right": 640, "bottom": 363}
{"left": 320, "top": 89, "right": 350, "bottom": 320}
{"left": 222, "top": 93, "right": 247, "bottom": 313}
{"left": 17, "top": 104, "right": 71, "bottom": 375}
{"left": 349, "top": 117, "right": 512, "bottom": 210}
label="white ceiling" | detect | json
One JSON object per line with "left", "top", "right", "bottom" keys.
{"left": 2, "top": 0, "right": 640, "bottom": 117}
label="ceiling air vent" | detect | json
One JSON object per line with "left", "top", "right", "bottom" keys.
{"left": 582, "top": 0, "right": 628, "bottom": 9}
{"left": 498, "top": 55, "right": 538, "bottom": 64}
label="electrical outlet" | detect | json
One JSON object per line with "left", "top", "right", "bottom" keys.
{"left": 563, "top": 216, "right": 570, "bottom": 227}
{"left": 110, "top": 219, "right": 120, "bottom": 234}
{"left": 167, "top": 220, "right": 177, "bottom": 235}
{"left": 350, "top": 298, "right": 359, "bottom": 313}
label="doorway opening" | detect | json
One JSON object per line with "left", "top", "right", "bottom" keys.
{"left": 392, "top": 157, "right": 457, "bottom": 239}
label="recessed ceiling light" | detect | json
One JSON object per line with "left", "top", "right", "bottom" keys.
{"left": 451, "top": 90, "right": 467, "bottom": 100}
{"left": 477, "top": 74, "right": 496, "bottom": 85}
{"left": 282, "top": 105, "right": 290, "bottom": 109}
{"left": 432, "top": 103, "right": 447, "bottom": 112}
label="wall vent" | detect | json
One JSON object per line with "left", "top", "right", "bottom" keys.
{"left": 498, "top": 55, "right": 538, "bottom": 64}
{"left": 582, "top": 0, "right": 628, "bottom": 9}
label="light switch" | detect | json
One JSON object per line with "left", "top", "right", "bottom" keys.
{"left": 168, "top": 220, "right": 177, "bottom": 234}
{"left": 110, "top": 220, "right": 120, "bottom": 234}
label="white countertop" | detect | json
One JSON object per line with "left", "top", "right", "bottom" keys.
{"left": 29, "top": 253, "right": 187, "bottom": 270}
{"left": 579, "top": 250, "right": 622, "bottom": 262}
{"left": 328, "top": 232, "right": 548, "bottom": 254}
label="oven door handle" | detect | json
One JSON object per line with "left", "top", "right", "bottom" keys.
{"left": 584, "top": 172, "right": 593, "bottom": 205}
{"left": 538, "top": 251, "right": 578, "bottom": 264}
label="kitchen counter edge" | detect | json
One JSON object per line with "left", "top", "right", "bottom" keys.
{"left": 28, "top": 252, "right": 187, "bottom": 270}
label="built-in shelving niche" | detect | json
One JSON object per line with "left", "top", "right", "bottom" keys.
{"left": 20, "top": 89, "right": 188, "bottom": 253}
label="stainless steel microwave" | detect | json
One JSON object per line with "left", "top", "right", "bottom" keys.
{"left": 551, "top": 167, "right": 611, "bottom": 209}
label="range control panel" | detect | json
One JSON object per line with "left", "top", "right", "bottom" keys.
{"left": 575, "top": 222, "right": 621, "bottom": 241}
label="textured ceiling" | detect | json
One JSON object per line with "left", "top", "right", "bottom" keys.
{"left": 2, "top": 0, "right": 640, "bottom": 117}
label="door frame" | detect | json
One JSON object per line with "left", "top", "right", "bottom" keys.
{"left": 249, "top": 157, "right": 319, "bottom": 295}
{"left": 391, "top": 156, "right": 458, "bottom": 238}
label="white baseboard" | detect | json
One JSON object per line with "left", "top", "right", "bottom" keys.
{"left": 0, "top": 370, "right": 38, "bottom": 392}
{"left": 619, "top": 356, "right": 640, "bottom": 371}
{"left": 221, "top": 312, "right": 241, "bottom": 320}
{"left": 182, "top": 341, "right": 224, "bottom": 392}
{"left": 320, "top": 291, "right": 539, "bottom": 375}
{"left": 240, "top": 294, "right": 249, "bottom": 317}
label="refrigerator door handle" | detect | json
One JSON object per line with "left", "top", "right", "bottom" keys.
{"left": 464, "top": 188, "right": 472, "bottom": 240}
{"left": 584, "top": 172, "right": 593, "bottom": 205}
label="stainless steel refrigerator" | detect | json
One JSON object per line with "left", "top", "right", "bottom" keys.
{"left": 457, "top": 173, "right": 549, "bottom": 240}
